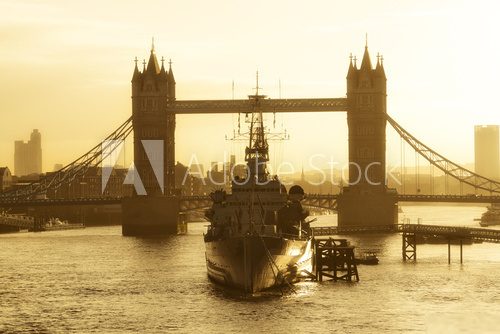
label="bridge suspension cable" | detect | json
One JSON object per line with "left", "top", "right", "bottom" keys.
{"left": 0, "top": 117, "right": 133, "bottom": 201}
{"left": 387, "top": 114, "right": 500, "bottom": 194}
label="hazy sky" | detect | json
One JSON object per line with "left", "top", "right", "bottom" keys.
{"left": 0, "top": 0, "right": 499, "bottom": 174}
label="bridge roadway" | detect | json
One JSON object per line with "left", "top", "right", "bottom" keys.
{"left": 311, "top": 224, "right": 500, "bottom": 244}
{"left": 0, "top": 197, "right": 124, "bottom": 208}
{"left": 0, "top": 194, "right": 500, "bottom": 209}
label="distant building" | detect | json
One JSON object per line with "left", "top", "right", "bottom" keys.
{"left": 226, "top": 154, "right": 236, "bottom": 172}
{"left": 53, "top": 163, "right": 63, "bottom": 171}
{"left": 14, "top": 129, "right": 42, "bottom": 176}
{"left": 0, "top": 167, "right": 12, "bottom": 192}
{"left": 45, "top": 166, "right": 132, "bottom": 199}
{"left": 210, "top": 161, "right": 218, "bottom": 173}
{"left": 474, "top": 125, "right": 500, "bottom": 180}
{"left": 176, "top": 162, "right": 206, "bottom": 196}
{"left": 189, "top": 163, "right": 205, "bottom": 178}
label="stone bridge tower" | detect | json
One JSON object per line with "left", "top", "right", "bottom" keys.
{"left": 337, "top": 44, "right": 398, "bottom": 227}
{"left": 130, "top": 46, "right": 176, "bottom": 196}
{"left": 122, "top": 44, "right": 179, "bottom": 236}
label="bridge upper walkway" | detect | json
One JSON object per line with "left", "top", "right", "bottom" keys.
{"left": 167, "top": 98, "right": 348, "bottom": 114}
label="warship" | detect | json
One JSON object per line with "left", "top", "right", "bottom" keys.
{"left": 204, "top": 75, "right": 312, "bottom": 293}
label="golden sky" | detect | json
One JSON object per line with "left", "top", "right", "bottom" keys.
{"left": 0, "top": 0, "right": 499, "bottom": 174}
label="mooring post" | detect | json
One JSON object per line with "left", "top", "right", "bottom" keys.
{"left": 177, "top": 213, "right": 187, "bottom": 234}
{"left": 402, "top": 229, "right": 416, "bottom": 262}
{"left": 413, "top": 233, "right": 417, "bottom": 262}
{"left": 460, "top": 239, "right": 463, "bottom": 264}
{"left": 448, "top": 239, "right": 451, "bottom": 264}
{"left": 402, "top": 231, "right": 406, "bottom": 262}
{"left": 311, "top": 238, "right": 316, "bottom": 278}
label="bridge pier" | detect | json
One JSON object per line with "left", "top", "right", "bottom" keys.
{"left": 337, "top": 189, "right": 398, "bottom": 228}
{"left": 122, "top": 196, "right": 180, "bottom": 236}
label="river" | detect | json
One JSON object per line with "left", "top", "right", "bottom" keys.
{"left": 0, "top": 205, "right": 499, "bottom": 333}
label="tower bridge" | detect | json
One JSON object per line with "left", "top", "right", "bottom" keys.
{"left": 1, "top": 42, "right": 500, "bottom": 235}
{"left": 122, "top": 41, "right": 396, "bottom": 235}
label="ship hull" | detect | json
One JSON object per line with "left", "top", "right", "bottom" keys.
{"left": 479, "top": 220, "right": 500, "bottom": 227}
{"left": 205, "top": 235, "right": 312, "bottom": 293}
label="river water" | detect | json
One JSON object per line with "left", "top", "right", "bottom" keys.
{"left": 1, "top": 205, "right": 499, "bottom": 333}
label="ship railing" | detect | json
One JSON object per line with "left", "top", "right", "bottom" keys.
{"left": 278, "top": 232, "right": 310, "bottom": 241}
{"left": 311, "top": 224, "right": 398, "bottom": 236}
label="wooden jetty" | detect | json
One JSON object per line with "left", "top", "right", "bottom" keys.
{"left": 312, "top": 224, "right": 500, "bottom": 264}
{"left": 312, "top": 238, "right": 359, "bottom": 282}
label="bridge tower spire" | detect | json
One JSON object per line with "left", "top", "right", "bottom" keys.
{"left": 338, "top": 42, "right": 397, "bottom": 228}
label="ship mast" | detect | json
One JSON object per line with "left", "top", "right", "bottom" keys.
{"left": 245, "top": 71, "right": 269, "bottom": 182}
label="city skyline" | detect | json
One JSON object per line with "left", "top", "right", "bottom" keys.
{"left": 1, "top": 0, "right": 499, "bottom": 172}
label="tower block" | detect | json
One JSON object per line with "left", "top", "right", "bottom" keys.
{"left": 337, "top": 44, "right": 398, "bottom": 227}
{"left": 122, "top": 45, "right": 179, "bottom": 236}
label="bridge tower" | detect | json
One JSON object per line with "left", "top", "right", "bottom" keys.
{"left": 337, "top": 44, "right": 398, "bottom": 227}
{"left": 122, "top": 44, "right": 180, "bottom": 235}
